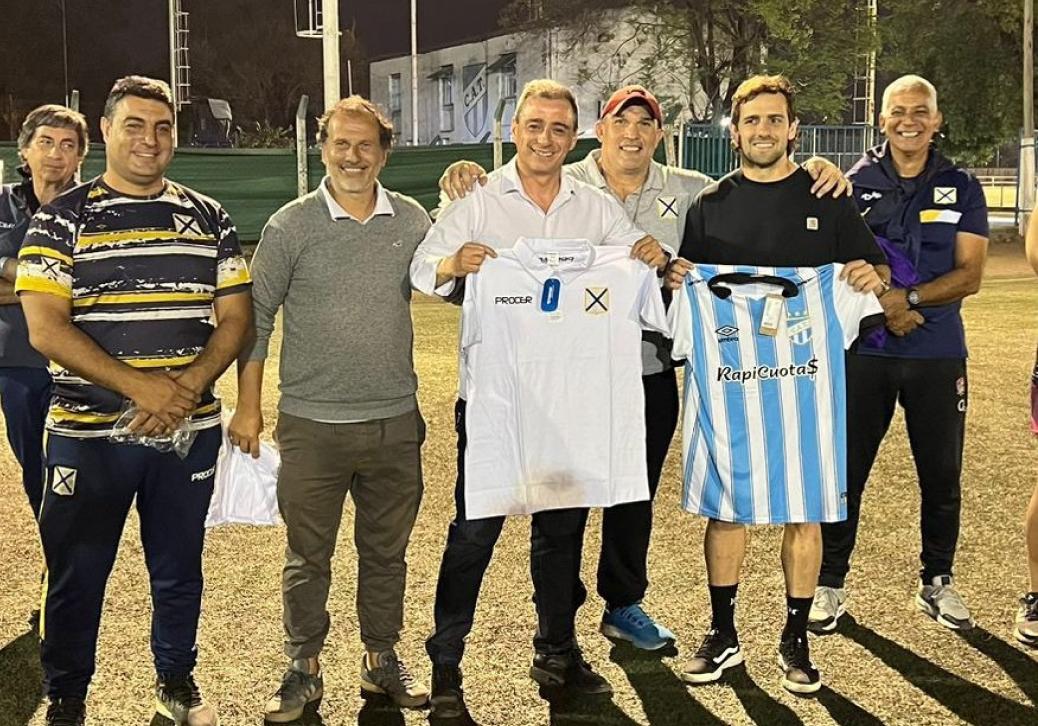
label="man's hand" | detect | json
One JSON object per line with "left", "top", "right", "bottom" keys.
{"left": 126, "top": 370, "right": 200, "bottom": 434}
{"left": 803, "top": 156, "right": 852, "bottom": 198}
{"left": 439, "top": 161, "right": 488, "bottom": 201}
{"left": 630, "top": 236, "right": 668, "bottom": 269}
{"left": 664, "top": 257, "right": 694, "bottom": 290}
{"left": 886, "top": 308, "right": 925, "bottom": 337}
{"left": 839, "top": 259, "right": 884, "bottom": 295}
{"left": 228, "top": 406, "right": 264, "bottom": 459}
{"left": 437, "top": 243, "right": 498, "bottom": 280}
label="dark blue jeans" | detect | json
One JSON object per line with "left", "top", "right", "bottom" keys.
{"left": 426, "top": 400, "right": 589, "bottom": 666}
{"left": 39, "top": 427, "right": 220, "bottom": 698}
{"left": 0, "top": 366, "right": 51, "bottom": 516}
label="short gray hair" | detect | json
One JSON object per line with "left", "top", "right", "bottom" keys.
{"left": 882, "top": 75, "right": 938, "bottom": 115}
{"left": 17, "top": 104, "right": 89, "bottom": 156}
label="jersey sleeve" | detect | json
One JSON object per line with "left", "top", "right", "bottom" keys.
{"left": 835, "top": 196, "right": 886, "bottom": 266}
{"left": 830, "top": 263, "right": 885, "bottom": 349}
{"left": 668, "top": 281, "right": 694, "bottom": 360}
{"left": 15, "top": 204, "right": 76, "bottom": 300}
{"left": 958, "top": 177, "right": 989, "bottom": 238}
{"left": 214, "top": 205, "right": 252, "bottom": 296}
{"left": 635, "top": 264, "right": 668, "bottom": 334}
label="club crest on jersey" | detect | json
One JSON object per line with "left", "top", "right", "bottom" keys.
{"left": 657, "top": 196, "right": 678, "bottom": 219}
{"left": 584, "top": 287, "right": 609, "bottom": 314}
{"left": 934, "top": 187, "right": 957, "bottom": 205}
{"left": 172, "top": 212, "right": 203, "bottom": 236}
{"left": 51, "top": 466, "right": 77, "bottom": 496}
{"left": 786, "top": 311, "right": 812, "bottom": 346}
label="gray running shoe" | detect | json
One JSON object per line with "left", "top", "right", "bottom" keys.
{"left": 359, "top": 649, "right": 429, "bottom": 709}
{"left": 916, "top": 575, "right": 974, "bottom": 630}
{"left": 263, "top": 660, "right": 324, "bottom": 723}
{"left": 1015, "top": 593, "right": 1038, "bottom": 648}
{"left": 807, "top": 586, "right": 847, "bottom": 633}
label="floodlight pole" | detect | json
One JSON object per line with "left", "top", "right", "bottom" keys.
{"left": 410, "top": 0, "right": 419, "bottom": 145}
{"left": 1022, "top": 0, "right": 1035, "bottom": 234}
{"left": 60, "top": 0, "right": 69, "bottom": 107}
{"left": 168, "top": 0, "right": 178, "bottom": 146}
{"left": 322, "top": 0, "right": 341, "bottom": 111}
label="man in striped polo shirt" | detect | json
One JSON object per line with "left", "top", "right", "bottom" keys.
{"left": 18, "top": 76, "right": 252, "bottom": 726}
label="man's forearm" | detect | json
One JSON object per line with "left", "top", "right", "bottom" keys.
{"left": 235, "top": 358, "right": 265, "bottom": 411}
{"left": 33, "top": 319, "right": 145, "bottom": 399}
{"left": 912, "top": 267, "right": 982, "bottom": 307}
{"left": 0, "top": 278, "right": 18, "bottom": 304}
{"left": 180, "top": 313, "right": 252, "bottom": 393}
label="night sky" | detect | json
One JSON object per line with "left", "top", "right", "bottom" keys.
{"left": 0, "top": 0, "right": 511, "bottom": 140}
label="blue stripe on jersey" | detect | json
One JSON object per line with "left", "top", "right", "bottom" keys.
{"left": 785, "top": 284, "right": 823, "bottom": 521}
{"left": 748, "top": 294, "right": 789, "bottom": 523}
{"left": 710, "top": 280, "right": 753, "bottom": 520}
{"left": 818, "top": 266, "right": 849, "bottom": 519}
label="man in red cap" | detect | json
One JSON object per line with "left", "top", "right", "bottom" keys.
{"left": 438, "top": 83, "right": 849, "bottom": 652}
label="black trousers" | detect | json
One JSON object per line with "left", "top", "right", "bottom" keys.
{"left": 597, "top": 368, "right": 680, "bottom": 610}
{"left": 819, "top": 354, "right": 966, "bottom": 588}
{"left": 426, "top": 400, "right": 589, "bottom": 666}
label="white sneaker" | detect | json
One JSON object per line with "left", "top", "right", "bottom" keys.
{"left": 807, "top": 586, "right": 847, "bottom": 633}
{"left": 916, "top": 575, "right": 974, "bottom": 630}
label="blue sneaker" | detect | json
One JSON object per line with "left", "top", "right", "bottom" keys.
{"left": 600, "top": 604, "right": 676, "bottom": 650}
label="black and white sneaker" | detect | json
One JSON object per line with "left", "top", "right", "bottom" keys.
{"left": 778, "top": 636, "right": 821, "bottom": 695}
{"left": 45, "top": 697, "right": 85, "bottom": 726}
{"left": 679, "top": 629, "right": 743, "bottom": 684}
{"left": 530, "top": 647, "right": 612, "bottom": 694}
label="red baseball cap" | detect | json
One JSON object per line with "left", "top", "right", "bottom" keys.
{"left": 600, "top": 85, "right": 663, "bottom": 125}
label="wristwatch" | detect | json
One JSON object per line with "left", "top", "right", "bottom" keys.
{"left": 906, "top": 288, "right": 922, "bottom": 309}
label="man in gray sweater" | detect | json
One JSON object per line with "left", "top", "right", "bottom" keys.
{"left": 229, "top": 96, "right": 431, "bottom": 721}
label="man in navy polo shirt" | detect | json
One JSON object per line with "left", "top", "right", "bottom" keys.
{"left": 809, "top": 75, "right": 988, "bottom": 633}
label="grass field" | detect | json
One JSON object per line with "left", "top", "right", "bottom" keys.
{"left": 1, "top": 245, "right": 1036, "bottom": 726}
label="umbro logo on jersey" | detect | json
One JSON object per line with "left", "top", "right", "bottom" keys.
{"left": 191, "top": 465, "right": 216, "bottom": 482}
{"left": 584, "top": 287, "right": 609, "bottom": 314}
{"left": 716, "top": 325, "right": 739, "bottom": 343}
{"left": 861, "top": 191, "right": 883, "bottom": 201}
{"left": 495, "top": 296, "right": 533, "bottom": 305}
{"left": 172, "top": 213, "right": 203, "bottom": 236}
{"left": 51, "top": 466, "right": 77, "bottom": 496}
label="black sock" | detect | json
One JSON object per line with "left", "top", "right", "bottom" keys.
{"left": 709, "top": 583, "right": 738, "bottom": 635}
{"left": 782, "top": 595, "right": 813, "bottom": 641}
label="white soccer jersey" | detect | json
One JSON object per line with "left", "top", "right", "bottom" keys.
{"left": 461, "top": 237, "right": 668, "bottom": 519}
{"left": 669, "top": 263, "right": 883, "bottom": 525}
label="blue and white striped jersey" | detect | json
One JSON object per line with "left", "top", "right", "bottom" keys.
{"left": 669, "top": 263, "right": 883, "bottom": 525}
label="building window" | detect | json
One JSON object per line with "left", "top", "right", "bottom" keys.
{"left": 438, "top": 66, "right": 454, "bottom": 132}
{"left": 388, "top": 73, "right": 402, "bottom": 132}
{"left": 498, "top": 55, "right": 517, "bottom": 100}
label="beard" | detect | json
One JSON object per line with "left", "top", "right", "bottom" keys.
{"left": 739, "top": 139, "right": 788, "bottom": 169}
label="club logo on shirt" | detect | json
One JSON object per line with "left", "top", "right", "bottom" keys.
{"left": 172, "top": 212, "right": 203, "bottom": 236}
{"left": 494, "top": 295, "right": 533, "bottom": 305}
{"left": 787, "top": 311, "right": 813, "bottom": 346}
{"left": 934, "top": 187, "right": 957, "bottom": 205}
{"left": 51, "top": 466, "right": 77, "bottom": 496}
{"left": 584, "top": 287, "right": 609, "bottom": 314}
{"left": 657, "top": 196, "right": 678, "bottom": 219}
{"left": 715, "top": 325, "right": 739, "bottom": 343}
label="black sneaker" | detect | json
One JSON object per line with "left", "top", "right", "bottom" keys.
{"left": 530, "top": 647, "right": 612, "bottom": 694}
{"left": 679, "top": 629, "right": 743, "bottom": 684}
{"left": 155, "top": 673, "right": 218, "bottom": 725}
{"left": 430, "top": 664, "right": 466, "bottom": 719}
{"left": 778, "top": 636, "right": 821, "bottom": 695}
{"left": 46, "top": 697, "right": 85, "bottom": 726}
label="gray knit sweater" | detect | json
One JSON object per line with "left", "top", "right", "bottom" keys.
{"left": 248, "top": 187, "right": 431, "bottom": 421}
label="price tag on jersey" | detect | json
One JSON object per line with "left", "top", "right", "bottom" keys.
{"left": 759, "top": 294, "right": 784, "bottom": 336}
{"left": 540, "top": 278, "right": 561, "bottom": 313}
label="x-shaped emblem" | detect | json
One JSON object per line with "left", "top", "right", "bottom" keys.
{"left": 585, "top": 288, "right": 608, "bottom": 312}
{"left": 657, "top": 196, "right": 678, "bottom": 219}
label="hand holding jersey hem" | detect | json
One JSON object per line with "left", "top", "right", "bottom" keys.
{"left": 664, "top": 257, "right": 694, "bottom": 290}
